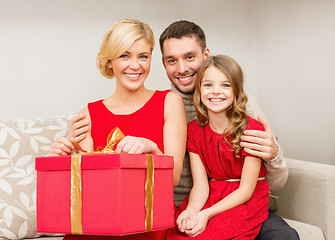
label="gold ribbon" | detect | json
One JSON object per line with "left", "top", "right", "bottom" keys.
{"left": 145, "top": 154, "right": 154, "bottom": 232}
{"left": 70, "top": 127, "right": 124, "bottom": 234}
{"left": 69, "top": 127, "right": 155, "bottom": 234}
{"left": 70, "top": 154, "right": 83, "bottom": 235}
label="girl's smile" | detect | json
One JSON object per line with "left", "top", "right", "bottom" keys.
{"left": 200, "top": 66, "right": 234, "bottom": 114}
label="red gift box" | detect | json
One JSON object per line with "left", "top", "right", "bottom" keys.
{"left": 35, "top": 153, "right": 174, "bottom": 235}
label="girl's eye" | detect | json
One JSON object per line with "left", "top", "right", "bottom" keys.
{"left": 203, "top": 83, "right": 211, "bottom": 87}
{"left": 223, "top": 84, "right": 231, "bottom": 88}
{"left": 120, "top": 55, "right": 128, "bottom": 58}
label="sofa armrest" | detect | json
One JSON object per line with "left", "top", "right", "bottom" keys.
{"left": 274, "top": 158, "right": 335, "bottom": 240}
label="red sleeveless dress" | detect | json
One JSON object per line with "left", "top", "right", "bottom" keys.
{"left": 89, "top": 90, "right": 169, "bottom": 152}
{"left": 63, "top": 90, "right": 171, "bottom": 240}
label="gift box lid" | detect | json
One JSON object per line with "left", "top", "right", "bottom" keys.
{"left": 35, "top": 154, "right": 174, "bottom": 171}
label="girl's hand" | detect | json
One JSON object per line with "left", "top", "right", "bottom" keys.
{"left": 48, "top": 137, "right": 74, "bottom": 156}
{"left": 115, "top": 136, "right": 161, "bottom": 155}
{"left": 176, "top": 209, "right": 196, "bottom": 233}
{"left": 184, "top": 211, "right": 209, "bottom": 237}
{"left": 240, "top": 116, "right": 278, "bottom": 161}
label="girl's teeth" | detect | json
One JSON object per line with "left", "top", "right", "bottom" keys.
{"left": 210, "top": 98, "right": 223, "bottom": 102}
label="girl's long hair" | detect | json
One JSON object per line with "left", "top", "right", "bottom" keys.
{"left": 194, "top": 55, "right": 248, "bottom": 157}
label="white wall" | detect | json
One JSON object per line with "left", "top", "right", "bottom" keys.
{"left": 0, "top": 0, "right": 255, "bottom": 119}
{"left": 255, "top": 0, "right": 335, "bottom": 165}
{"left": 1, "top": 0, "right": 334, "bottom": 165}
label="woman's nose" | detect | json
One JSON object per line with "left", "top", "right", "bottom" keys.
{"left": 130, "top": 58, "right": 140, "bottom": 69}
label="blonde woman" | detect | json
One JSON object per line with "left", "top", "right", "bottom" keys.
{"left": 49, "top": 19, "right": 187, "bottom": 240}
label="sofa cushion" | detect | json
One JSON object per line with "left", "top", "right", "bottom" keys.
{"left": 23, "top": 238, "right": 63, "bottom": 240}
{"left": 284, "top": 218, "right": 325, "bottom": 240}
{"left": 0, "top": 116, "right": 72, "bottom": 239}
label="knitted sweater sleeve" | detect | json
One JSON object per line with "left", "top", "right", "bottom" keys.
{"left": 246, "top": 94, "right": 288, "bottom": 191}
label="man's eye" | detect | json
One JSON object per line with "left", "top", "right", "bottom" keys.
{"left": 168, "top": 59, "right": 176, "bottom": 64}
{"left": 187, "top": 56, "right": 194, "bottom": 60}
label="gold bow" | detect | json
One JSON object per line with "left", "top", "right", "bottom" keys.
{"left": 71, "top": 127, "right": 125, "bottom": 154}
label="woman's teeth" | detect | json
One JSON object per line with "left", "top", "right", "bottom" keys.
{"left": 125, "top": 73, "right": 140, "bottom": 78}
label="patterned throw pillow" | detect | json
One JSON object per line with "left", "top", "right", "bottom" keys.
{"left": 0, "top": 116, "right": 72, "bottom": 239}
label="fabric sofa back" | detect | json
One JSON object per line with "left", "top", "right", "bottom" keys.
{"left": 0, "top": 116, "right": 72, "bottom": 239}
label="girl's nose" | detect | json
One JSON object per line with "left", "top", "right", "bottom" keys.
{"left": 213, "top": 85, "right": 222, "bottom": 94}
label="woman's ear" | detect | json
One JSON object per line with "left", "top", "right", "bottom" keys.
{"left": 106, "top": 60, "right": 112, "bottom": 69}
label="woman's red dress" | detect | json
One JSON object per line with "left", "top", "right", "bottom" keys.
{"left": 63, "top": 90, "right": 171, "bottom": 240}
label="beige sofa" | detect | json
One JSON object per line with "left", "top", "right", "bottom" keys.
{"left": 0, "top": 116, "right": 334, "bottom": 240}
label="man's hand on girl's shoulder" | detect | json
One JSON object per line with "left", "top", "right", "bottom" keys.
{"left": 240, "top": 116, "right": 279, "bottom": 162}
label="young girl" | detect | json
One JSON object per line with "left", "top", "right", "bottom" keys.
{"left": 166, "top": 55, "right": 269, "bottom": 239}
{"left": 48, "top": 19, "right": 187, "bottom": 240}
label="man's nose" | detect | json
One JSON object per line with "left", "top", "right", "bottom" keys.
{"left": 177, "top": 60, "right": 188, "bottom": 74}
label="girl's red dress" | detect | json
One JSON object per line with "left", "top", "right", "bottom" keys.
{"left": 63, "top": 90, "right": 172, "bottom": 240}
{"left": 166, "top": 116, "right": 269, "bottom": 240}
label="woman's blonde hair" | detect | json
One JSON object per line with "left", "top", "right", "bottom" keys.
{"left": 194, "top": 55, "right": 249, "bottom": 157}
{"left": 96, "top": 19, "right": 155, "bottom": 79}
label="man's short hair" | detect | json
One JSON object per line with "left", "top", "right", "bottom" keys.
{"left": 159, "top": 20, "right": 207, "bottom": 54}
